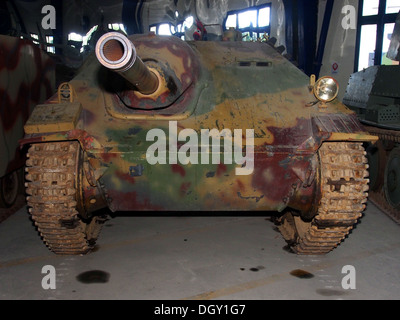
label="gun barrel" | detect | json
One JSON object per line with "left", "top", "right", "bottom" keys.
{"left": 95, "top": 32, "right": 159, "bottom": 95}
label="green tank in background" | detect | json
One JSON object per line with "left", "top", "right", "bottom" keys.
{"left": 343, "top": 13, "right": 400, "bottom": 223}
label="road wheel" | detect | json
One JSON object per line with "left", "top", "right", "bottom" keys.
{"left": 0, "top": 170, "right": 19, "bottom": 208}
{"left": 384, "top": 147, "right": 400, "bottom": 210}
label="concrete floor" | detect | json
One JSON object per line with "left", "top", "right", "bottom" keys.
{"left": 0, "top": 201, "right": 399, "bottom": 300}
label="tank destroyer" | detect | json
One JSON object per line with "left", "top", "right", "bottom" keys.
{"left": 22, "top": 31, "right": 377, "bottom": 255}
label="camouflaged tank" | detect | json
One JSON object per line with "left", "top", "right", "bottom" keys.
{"left": 22, "top": 31, "right": 378, "bottom": 255}
{"left": 0, "top": 35, "right": 55, "bottom": 208}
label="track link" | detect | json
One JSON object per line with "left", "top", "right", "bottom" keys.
{"left": 278, "top": 142, "right": 369, "bottom": 255}
{"left": 25, "top": 141, "right": 103, "bottom": 255}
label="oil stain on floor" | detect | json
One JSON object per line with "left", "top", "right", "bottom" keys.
{"left": 290, "top": 269, "right": 315, "bottom": 279}
{"left": 76, "top": 270, "right": 110, "bottom": 284}
{"left": 316, "top": 288, "right": 349, "bottom": 297}
{"left": 240, "top": 266, "right": 265, "bottom": 272}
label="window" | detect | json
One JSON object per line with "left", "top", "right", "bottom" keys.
{"left": 382, "top": 22, "right": 397, "bottom": 65}
{"left": 223, "top": 4, "right": 271, "bottom": 41}
{"left": 386, "top": 0, "right": 400, "bottom": 13}
{"left": 150, "top": 23, "right": 173, "bottom": 36}
{"left": 30, "top": 33, "right": 39, "bottom": 45}
{"left": 355, "top": 0, "right": 400, "bottom": 71}
{"left": 45, "top": 35, "right": 55, "bottom": 54}
{"left": 158, "top": 23, "right": 172, "bottom": 36}
{"left": 46, "top": 46, "right": 55, "bottom": 54}
{"left": 67, "top": 26, "right": 101, "bottom": 52}
{"left": 358, "top": 24, "right": 377, "bottom": 70}
{"left": 68, "top": 32, "right": 83, "bottom": 42}
{"left": 108, "top": 23, "right": 127, "bottom": 34}
{"left": 150, "top": 16, "right": 193, "bottom": 40}
{"left": 362, "top": 0, "right": 379, "bottom": 16}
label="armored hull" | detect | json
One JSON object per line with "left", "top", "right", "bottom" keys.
{"left": 22, "top": 33, "right": 376, "bottom": 255}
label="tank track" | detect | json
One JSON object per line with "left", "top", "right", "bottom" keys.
{"left": 363, "top": 125, "right": 400, "bottom": 144}
{"left": 25, "top": 141, "right": 103, "bottom": 255}
{"left": 277, "top": 142, "right": 369, "bottom": 255}
{"left": 363, "top": 125, "right": 400, "bottom": 224}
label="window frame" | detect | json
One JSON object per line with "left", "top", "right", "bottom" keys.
{"left": 222, "top": 3, "right": 272, "bottom": 41}
{"left": 149, "top": 23, "right": 179, "bottom": 37}
{"left": 355, "top": 0, "right": 398, "bottom": 71}
{"left": 149, "top": 17, "right": 193, "bottom": 39}
{"left": 107, "top": 23, "right": 127, "bottom": 34}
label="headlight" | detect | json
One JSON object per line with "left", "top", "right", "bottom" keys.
{"left": 313, "top": 77, "right": 339, "bottom": 102}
